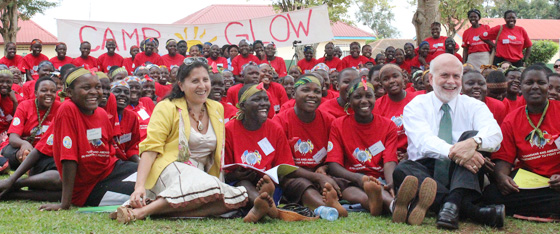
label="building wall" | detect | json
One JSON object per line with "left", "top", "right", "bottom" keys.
{"left": 0, "top": 45, "right": 57, "bottom": 58}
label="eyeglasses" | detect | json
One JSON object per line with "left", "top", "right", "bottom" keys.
{"left": 183, "top": 57, "right": 208, "bottom": 66}
{"left": 554, "top": 65, "right": 560, "bottom": 69}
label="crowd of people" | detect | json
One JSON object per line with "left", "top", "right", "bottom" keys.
{"left": 0, "top": 9, "right": 559, "bottom": 230}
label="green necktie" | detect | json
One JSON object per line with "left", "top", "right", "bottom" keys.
{"left": 435, "top": 103, "right": 452, "bottom": 186}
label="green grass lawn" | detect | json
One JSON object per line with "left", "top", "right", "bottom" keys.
{"left": 1, "top": 200, "right": 559, "bottom": 234}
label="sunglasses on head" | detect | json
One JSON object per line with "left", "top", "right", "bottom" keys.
{"left": 183, "top": 57, "right": 208, "bottom": 66}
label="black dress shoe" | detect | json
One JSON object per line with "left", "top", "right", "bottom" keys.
{"left": 436, "top": 202, "right": 459, "bottom": 230}
{"left": 477, "top": 204, "right": 505, "bottom": 228}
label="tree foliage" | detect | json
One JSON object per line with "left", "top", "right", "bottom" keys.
{"left": 354, "top": 0, "right": 399, "bottom": 39}
{"left": 526, "top": 40, "right": 559, "bottom": 65}
{"left": 439, "top": 0, "right": 483, "bottom": 37}
{"left": 412, "top": 0, "right": 440, "bottom": 45}
{"left": 482, "top": 0, "right": 559, "bottom": 19}
{"left": 0, "top": 0, "right": 58, "bottom": 43}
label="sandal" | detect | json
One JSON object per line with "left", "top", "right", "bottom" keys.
{"left": 116, "top": 206, "right": 137, "bottom": 224}
{"left": 277, "top": 204, "right": 320, "bottom": 222}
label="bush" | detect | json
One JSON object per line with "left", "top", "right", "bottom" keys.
{"left": 526, "top": 40, "right": 559, "bottom": 65}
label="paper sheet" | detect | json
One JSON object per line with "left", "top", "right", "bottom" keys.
{"left": 513, "top": 169, "right": 550, "bottom": 189}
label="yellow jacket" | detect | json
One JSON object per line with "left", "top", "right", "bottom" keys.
{"left": 139, "top": 98, "right": 225, "bottom": 189}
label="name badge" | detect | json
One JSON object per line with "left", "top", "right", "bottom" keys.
{"left": 6, "top": 114, "right": 13, "bottom": 121}
{"left": 313, "top": 147, "right": 327, "bottom": 163}
{"left": 368, "top": 141, "right": 385, "bottom": 157}
{"left": 502, "top": 39, "right": 510, "bottom": 44}
{"left": 274, "top": 105, "right": 280, "bottom": 112}
{"left": 555, "top": 136, "right": 560, "bottom": 150}
{"left": 41, "top": 125, "right": 49, "bottom": 134}
{"left": 87, "top": 128, "right": 102, "bottom": 140}
{"left": 258, "top": 137, "right": 275, "bottom": 156}
{"left": 137, "top": 109, "right": 150, "bottom": 120}
{"left": 120, "top": 133, "right": 132, "bottom": 143}
{"left": 217, "top": 63, "right": 224, "bottom": 68}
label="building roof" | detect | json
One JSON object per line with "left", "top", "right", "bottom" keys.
{"left": 368, "top": 38, "right": 416, "bottom": 55}
{"left": 0, "top": 19, "right": 58, "bottom": 45}
{"left": 173, "top": 4, "right": 375, "bottom": 39}
{"left": 458, "top": 18, "right": 560, "bottom": 41}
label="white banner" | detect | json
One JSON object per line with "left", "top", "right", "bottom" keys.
{"left": 56, "top": 5, "right": 334, "bottom": 58}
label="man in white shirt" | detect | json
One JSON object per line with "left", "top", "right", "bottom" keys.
{"left": 392, "top": 54, "right": 504, "bottom": 229}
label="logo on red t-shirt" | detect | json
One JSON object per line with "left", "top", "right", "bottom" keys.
{"left": 241, "top": 150, "right": 262, "bottom": 166}
{"left": 353, "top": 148, "right": 372, "bottom": 163}
{"left": 527, "top": 131, "right": 558, "bottom": 148}
{"left": 294, "top": 139, "right": 314, "bottom": 155}
{"left": 63, "top": 136, "right": 72, "bottom": 149}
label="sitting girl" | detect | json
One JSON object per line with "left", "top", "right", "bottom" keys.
{"left": 326, "top": 77, "right": 398, "bottom": 216}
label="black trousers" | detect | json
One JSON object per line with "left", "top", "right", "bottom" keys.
{"left": 493, "top": 56, "right": 524, "bottom": 67}
{"left": 483, "top": 170, "right": 560, "bottom": 217}
{"left": 1, "top": 144, "right": 21, "bottom": 170}
{"left": 393, "top": 131, "right": 484, "bottom": 211}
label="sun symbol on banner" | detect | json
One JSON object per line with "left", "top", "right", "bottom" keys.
{"left": 175, "top": 27, "right": 217, "bottom": 46}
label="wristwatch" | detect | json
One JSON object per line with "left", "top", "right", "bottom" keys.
{"left": 473, "top": 136, "right": 482, "bottom": 150}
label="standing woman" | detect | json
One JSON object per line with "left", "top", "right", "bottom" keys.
{"left": 21, "top": 39, "right": 49, "bottom": 80}
{"left": 133, "top": 38, "right": 164, "bottom": 67}
{"left": 161, "top": 39, "right": 185, "bottom": 68}
{"left": 71, "top": 41, "right": 98, "bottom": 68}
{"left": 481, "top": 10, "right": 532, "bottom": 67}
{"left": 118, "top": 61, "right": 248, "bottom": 224}
{"left": 122, "top": 46, "right": 139, "bottom": 75}
{"left": 297, "top": 46, "right": 318, "bottom": 73}
{"left": 1, "top": 77, "right": 60, "bottom": 170}
{"left": 462, "top": 9, "right": 491, "bottom": 70}
{"left": 39, "top": 67, "right": 137, "bottom": 211}
{"left": 49, "top": 43, "right": 73, "bottom": 71}
{"left": 317, "top": 42, "right": 342, "bottom": 72}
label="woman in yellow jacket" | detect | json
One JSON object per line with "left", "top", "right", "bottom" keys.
{"left": 116, "top": 59, "right": 248, "bottom": 223}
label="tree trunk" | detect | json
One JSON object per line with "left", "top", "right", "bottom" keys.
{"left": 0, "top": 0, "right": 19, "bottom": 55}
{"left": 412, "top": 0, "right": 440, "bottom": 45}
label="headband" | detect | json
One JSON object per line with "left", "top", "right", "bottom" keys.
{"left": 110, "top": 67, "right": 128, "bottom": 78}
{"left": 312, "top": 63, "right": 330, "bottom": 72}
{"left": 124, "top": 76, "right": 142, "bottom": 84}
{"left": 241, "top": 61, "right": 258, "bottom": 75}
{"left": 166, "top": 39, "right": 177, "bottom": 46}
{"left": 96, "top": 72, "right": 109, "bottom": 80}
{"left": 486, "top": 82, "right": 508, "bottom": 89}
{"left": 236, "top": 83, "right": 266, "bottom": 120}
{"left": 419, "top": 41, "right": 429, "bottom": 48}
{"left": 480, "top": 65, "right": 498, "bottom": 70}
{"left": 404, "top": 42, "right": 415, "bottom": 49}
{"left": 467, "top": 9, "right": 481, "bottom": 18}
{"left": 294, "top": 75, "right": 322, "bottom": 90}
{"left": 303, "top": 46, "right": 313, "bottom": 53}
{"left": 59, "top": 68, "right": 95, "bottom": 98}
{"left": 412, "top": 70, "right": 424, "bottom": 82}
{"left": 31, "top": 39, "right": 42, "bottom": 45}
{"left": 0, "top": 69, "right": 14, "bottom": 77}
{"left": 289, "top": 65, "right": 302, "bottom": 73}
{"left": 110, "top": 80, "right": 130, "bottom": 91}
{"left": 347, "top": 77, "right": 374, "bottom": 98}
{"left": 141, "top": 75, "right": 154, "bottom": 84}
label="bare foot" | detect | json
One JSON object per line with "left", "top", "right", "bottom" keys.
{"left": 362, "top": 176, "right": 383, "bottom": 216}
{"left": 256, "top": 175, "right": 279, "bottom": 218}
{"left": 243, "top": 192, "right": 272, "bottom": 223}
{"left": 322, "top": 182, "right": 348, "bottom": 217}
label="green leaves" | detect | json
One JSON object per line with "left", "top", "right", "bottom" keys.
{"left": 526, "top": 40, "right": 559, "bottom": 65}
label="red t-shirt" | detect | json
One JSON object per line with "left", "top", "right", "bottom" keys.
{"left": 12, "top": 84, "right": 23, "bottom": 98}
{"left": 226, "top": 83, "right": 243, "bottom": 106}
{"left": 363, "top": 57, "right": 376, "bottom": 65}
{"left": 503, "top": 96, "right": 526, "bottom": 113}
{"left": 0, "top": 55, "right": 23, "bottom": 70}
{"left": 484, "top": 96, "right": 506, "bottom": 125}
{"left": 113, "top": 109, "right": 140, "bottom": 160}
{"left": 221, "top": 102, "right": 238, "bottom": 124}
{"left": 21, "top": 54, "right": 49, "bottom": 72}
{"left": 102, "top": 93, "right": 119, "bottom": 136}
{"left": 225, "top": 119, "right": 295, "bottom": 170}
{"left": 267, "top": 82, "right": 289, "bottom": 113}
{"left": 272, "top": 108, "right": 334, "bottom": 169}
{"left": 7, "top": 99, "right": 61, "bottom": 146}
{"left": 155, "top": 82, "right": 172, "bottom": 98}
{"left": 480, "top": 25, "right": 532, "bottom": 61}
{"left": 492, "top": 100, "right": 560, "bottom": 178}
{"left": 23, "top": 80, "right": 37, "bottom": 100}
{"left": 339, "top": 55, "right": 369, "bottom": 70}
{"left": 207, "top": 56, "right": 229, "bottom": 70}
{"left": 423, "top": 36, "right": 458, "bottom": 58}
{"left": 396, "top": 61, "right": 412, "bottom": 74}
{"left": 462, "top": 25, "right": 491, "bottom": 54}
{"left": 326, "top": 114, "right": 398, "bottom": 179}
{"left": 266, "top": 57, "right": 287, "bottom": 77}
{"left": 297, "top": 58, "right": 318, "bottom": 73}
{"left": 125, "top": 97, "right": 154, "bottom": 141}
{"left": 34, "top": 123, "right": 54, "bottom": 157}
{"left": 279, "top": 99, "right": 295, "bottom": 113}
{"left": 97, "top": 53, "right": 124, "bottom": 72}
{"left": 52, "top": 101, "right": 117, "bottom": 206}
{"left": 133, "top": 52, "right": 164, "bottom": 67}
{"left": 231, "top": 54, "right": 258, "bottom": 76}
{"left": 373, "top": 92, "right": 417, "bottom": 151}
{"left": 452, "top": 53, "right": 463, "bottom": 63}
{"left": 122, "top": 57, "right": 134, "bottom": 75}
{"left": 162, "top": 54, "right": 186, "bottom": 68}
{"left": 316, "top": 57, "right": 342, "bottom": 72}
{"left": 49, "top": 56, "right": 74, "bottom": 71}
{"left": 72, "top": 56, "right": 98, "bottom": 68}
{"left": 408, "top": 56, "right": 423, "bottom": 69}
{"left": 318, "top": 98, "right": 352, "bottom": 119}
{"left": 0, "top": 96, "right": 16, "bottom": 133}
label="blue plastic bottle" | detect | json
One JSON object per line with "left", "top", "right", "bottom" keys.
{"left": 314, "top": 206, "right": 339, "bottom": 221}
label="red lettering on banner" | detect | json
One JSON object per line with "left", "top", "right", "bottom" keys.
{"left": 249, "top": 20, "right": 256, "bottom": 42}
{"left": 79, "top": 25, "right": 100, "bottom": 51}
{"left": 101, "top": 28, "right": 119, "bottom": 51}
{"left": 270, "top": 15, "right": 290, "bottom": 42}
{"left": 122, "top": 29, "right": 139, "bottom": 51}
{"left": 224, "top": 22, "right": 249, "bottom": 44}
{"left": 287, "top": 9, "right": 312, "bottom": 37}
{"left": 141, "top": 28, "right": 161, "bottom": 40}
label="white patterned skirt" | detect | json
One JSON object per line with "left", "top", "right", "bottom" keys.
{"left": 146, "top": 162, "right": 248, "bottom": 209}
